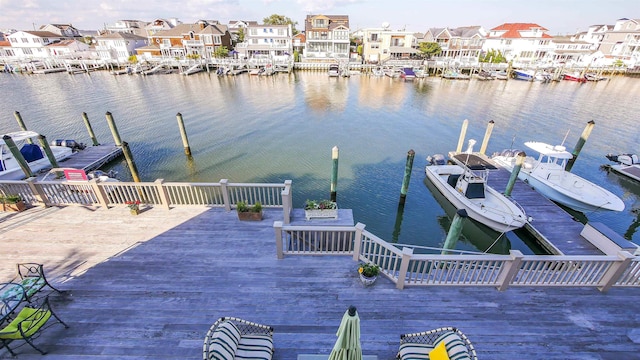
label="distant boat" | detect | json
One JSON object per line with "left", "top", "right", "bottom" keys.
{"left": 442, "top": 69, "right": 470, "bottom": 80}
{"left": 475, "top": 70, "right": 494, "bottom": 80}
{"left": 0, "top": 131, "right": 75, "bottom": 180}
{"left": 491, "top": 142, "right": 625, "bottom": 213}
{"left": 513, "top": 69, "right": 551, "bottom": 82}
{"left": 400, "top": 67, "right": 416, "bottom": 81}
{"left": 425, "top": 163, "right": 528, "bottom": 232}
{"left": 328, "top": 64, "right": 340, "bottom": 77}
{"left": 491, "top": 70, "right": 509, "bottom": 80}
{"left": 585, "top": 73, "right": 607, "bottom": 81}
{"left": 563, "top": 71, "right": 587, "bottom": 83}
{"left": 605, "top": 153, "right": 640, "bottom": 183}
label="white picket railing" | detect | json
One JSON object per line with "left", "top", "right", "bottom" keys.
{"left": 273, "top": 222, "right": 640, "bottom": 292}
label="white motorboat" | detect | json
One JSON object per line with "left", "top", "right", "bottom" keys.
{"left": 1, "top": 131, "right": 74, "bottom": 180}
{"left": 328, "top": 64, "right": 340, "bottom": 77}
{"left": 425, "top": 164, "right": 528, "bottom": 232}
{"left": 605, "top": 153, "right": 640, "bottom": 183}
{"left": 491, "top": 142, "right": 625, "bottom": 213}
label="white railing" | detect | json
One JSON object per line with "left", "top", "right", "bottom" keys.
{"left": 273, "top": 222, "right": 639, "bottom": 292}
{"left": 0, "top": 178, "right": 293, "bottom": 221}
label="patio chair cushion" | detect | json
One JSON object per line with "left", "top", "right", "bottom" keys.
{"left": 0, "top": 307, "right": 51, "bottom": 339}
{"left": 398, "top": 342, "right": 434, "bottom": 360}
{"left": 433, "top": 331, "right": 471, "bottom": 360}
{"left": 208, "top": 320, "right": 241, "bottom": 360}
{"left": 19, "top": 277, "right": 46, "bottom": 298}
{"left": 428, "top": 341, "right": 449, "bottom": 360}
{"left": 236, "top": 334, "right": 274, "bottom": 360}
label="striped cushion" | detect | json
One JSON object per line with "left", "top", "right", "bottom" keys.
{"left": 20, "top": 277, "right": 45, "bottom": 297}
{"left": 398, "top": 342, "right": 434, "bottom": 360}
{"left": 208, "top": 321, "right": 241, "bottom": 360}
{"left": 433, "top": 332, "right": 471, "bottom": 360}
{"left": 236, "top": 334, "right": 274, "bottom": 360}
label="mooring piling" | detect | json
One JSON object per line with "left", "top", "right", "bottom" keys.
{"left": 399, "top": 149, "right": 415, "bottom": 205}
{"left": 176, "top": 112, "right": 192, "bottom": 156}
{"left": 456, "top": 119, "right": 469, "bottom": 153}
{"left": 330, "top": 146, "right": 339, "bottom": 202}
{"left": 441, "top": 209, "right": 468, "bottom": 255}
{"left": 2, "top": 135, "right": 33, "bottom": 178}
{"left": 105, "top": 111, "right": 123, "bottom": 146}
{"left": 82, "top": 112, "right": 100, "bottom": 146}
{"left": 504, "top": 151, "right": 526, "bottom": 197}
{"left": 479, "top": 120, "right": 495, "bottom": 155}
{"left": 13, "top": 111, "right": 33, "bottom": 144}
{"left": 37, "top": 135, "right": 59, "bottom": 169}
{"left": 121, "top": 141, "right": 141, "bottom": 182}
{"left": 566, "top": 120, "right": 595, "bottom": 172}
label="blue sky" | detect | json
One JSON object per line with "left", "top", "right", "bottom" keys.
{"left": 0, "top": 0, "right": 638, "bottom": 35}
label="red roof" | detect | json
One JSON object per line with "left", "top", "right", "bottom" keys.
{"left": 490, "top": 23, "right": 552, "bottom": 38}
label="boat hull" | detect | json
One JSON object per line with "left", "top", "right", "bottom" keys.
{"left": 425, "top": 165, "right": 527, "bottom": 232}
{"left": 0, "top": 146, "right": 72, "bottom": 180}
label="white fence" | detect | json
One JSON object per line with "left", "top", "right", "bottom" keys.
{"left": 273, "top": 222, "right": 640, "bottom": 292}
{"left": 0, "top": 178, "right": 294, "bottom": 223}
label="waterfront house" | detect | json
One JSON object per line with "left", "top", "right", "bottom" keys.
{"left": 95, "top": 32, "right": 148, "bottom": 63}
{"left": 227, "top": 20, "right": 258, "bottom": 44}
{"left": 235, "top": 23, "right": 293, "bottom": 61}
{"left": 104, "top": 19, "right": 150, "bottom": 38}
{"left": 598, "top": 18, "right": 640, "bottom": 66}
{"left": 138, "top": 21, "right": 231, "bottom": 61}
{"left": 360, "top": 24, "right": 417, "bottom": 63}
{"left": 292, "top": 32, "right": 306, "bottom": 60}
{"left": 303, "top": 15, "right": 350, "bottom": 61}
{"left": 144, "top": 18, "right": 180, "bottom": 37}
{"left": 482, "top": 23, "right": 554, "bottom": 65}
{"left": 38, "top": 24, "right": 82, "bottom": 39}
{"left": 573, "top": 24, "right": 612, "bottom": 51}
{"left": 46, "top": 39, "right": 90, "bottom": 58}
{"left": 549, "top": 36, "right": 594, "bottom": 64}
{"left": 421, "top": 26, "right": 486, "bottom": 66}
{"left": 5, "top": 31, "right": 64, "bottom": 60}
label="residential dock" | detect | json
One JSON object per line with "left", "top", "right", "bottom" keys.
{"left": 449, "top": 152, "right": 603, "bottom": 255}
{"left": 1, "top": 205, "right": 639, "bottom": 359}
{"left": 35, "top": 144, "right": 122, "bottom": 180}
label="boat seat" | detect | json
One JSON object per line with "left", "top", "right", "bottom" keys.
{"left": 447, "top": 174, "right": 461, "bottom": 187}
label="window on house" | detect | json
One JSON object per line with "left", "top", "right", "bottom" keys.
{"left": 250, "top": 28, "right": 257, "bottom": 35}
{"left": 314, "top": 19, "right": 326, "bottom": 27}
{"left": 23, "top": 48, "right": 33, "bottom": 54}
{"left": 21, "top": 38, "right": 28, "bottom": 43}
{"left": 278, "top": 29, "right": 284, "bottom": 36}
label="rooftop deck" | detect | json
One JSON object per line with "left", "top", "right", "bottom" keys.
{"left": 1, "top": 205, "right": 639, "bottom": 359}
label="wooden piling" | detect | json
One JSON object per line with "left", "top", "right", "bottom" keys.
{"left": 566, "top": 120, "right": 595, "bottom": 172}
{"left": 330, "top": 146, "right": 339, "bottom": 202}
{"left": 37, "top": 135, "right": 59, "bottom": 169}
{"left": 13, "top": 111, "right": 33, "bottom": 144}
{"left": 456, "top": 119, "right": 469, "bottom": 153}
{"left": 399, "top": 149, "right": 415, "bottom": 205}
{"left": 441, "top": 209, "right": 468, "bottom": 255}
{"left": 105, "top": 111, "right": 123, "bottom": 146}
{"left": 82, "top": 112, "right": 100, "bottom": 146}
{"left": 504, "top": 152, "right": 526, "bottom": 197}
{"left": 176, "top": 113, "right": 192, "bottom": 156}
{"left": 2, "top": 135, "right": 33, "bottom": 178}
{"left": 479, "top": 120, "right": 495, "bottom": 155}
{"left": 121, "top": 141, "right": 141, "bottom": 182}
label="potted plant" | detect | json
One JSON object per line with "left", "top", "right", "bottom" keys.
{"left": 358, "top": 262, "right": 380, "bottom": 286}
{"left": 0, "top": 194, "right": 26, "bottom": 212}
{"left": 304, "top": 199, "right": 338, "bottom": 220}
{"left": 126, "top": 200, "right": 141, "bottom": 215}
{"left": 237, "top": 201, "right": 263, "bottom": 221}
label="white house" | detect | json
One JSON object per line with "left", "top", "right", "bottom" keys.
{"left": 360, "top": 23, "right": 417, "bottom": 63}
{"left": 6, "top": 31, "right": 64, "bottom": 59}
{"left": 95, "top": 32, "right": 148, "bottom": 62}
{"left": 482, "top": 23, "right": 554, "bottom": 65}
{"left": 46, "top": 39, "right": 91, "bottom": 58}
{"left": 105, "top": 20, "right": 149, "bottom": 38}
{"left": 236, "top": 23, "right": 293, "bottom": 60}
{"left": 38, "top": 24, "right": 82, "bottom": 39}
{"left": 598, "top": 18, "right": 640, "bottom": 66}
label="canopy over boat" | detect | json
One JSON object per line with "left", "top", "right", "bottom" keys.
{"left": 2, "top": 130, "right": 42, "bottom": 142}
{"left": 524, "top": 142, "right": 573, "bottom": 159}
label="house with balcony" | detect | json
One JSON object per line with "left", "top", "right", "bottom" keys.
{"left": 421, "top": 26, "right": 486, "bottom": 65}
{"left": 145, "top": 18, "right": 180, "bottom": 37}
{"left": 549, "top": 36, "right": 594, "bottom": 64}
{"left": 38, "top": 24, "right": 82, "bottom": 39}
{"left": 360, "top": 24, "right": 417, "bottom": 64}
{"left": 137, "top": 20, "right": 231, "bottom": 60}
{"left": 46, "top": 39, "right": 91, "bottom": 58}
{"left": 6, "top": 31, "right": 64, "bottom": 59}
{"left": 105, "top": 20, "right": 149, "bottom": 38}
{"left": 482, "top": 23, "right": 554, "bottom": 65}
{"left": 598, "top": 18, "right": 640, "bottom": 65}
{"left": 292, "top": 32, "right": 306, "bottom": 60}
{"left": 95, "top": 32, "right": 148, "bottom": 62}
{"left": 227, "top": 20, "right": 258, "bottom": 44}
{"left": 236, "top": 23, "right": 293, "bottom": 60}
{"left": 573, "top": 24, "right": 611, "bottom": 51}
{"left": 303, "top": 15, "right": 350, "bottom": 61}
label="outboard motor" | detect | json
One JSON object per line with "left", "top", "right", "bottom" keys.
{"left": 426, "top": 154, "right": 446, "bottom": 166}
{"left": 51, "top": 139, "right": 86, "bottom": 151}
{"left": 606, "top": 153, "right": 639, "bottom": 165}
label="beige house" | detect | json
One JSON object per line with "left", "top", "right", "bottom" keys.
{"left": 598, "top": 18, "right": 640, "bottom": 64}
{"left": 303, "top": 15, "right": 350, "bottom": 60}
{"left": 360, "top": 24, "right": 417, "bottom": 64}
{"left": 421, "top": 26, "right": 486, "bottom": 65}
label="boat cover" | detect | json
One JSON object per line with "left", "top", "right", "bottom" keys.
{"left": 20, "top": 143, "right": 44, "bottom": 162}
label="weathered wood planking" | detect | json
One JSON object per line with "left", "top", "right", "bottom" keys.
{"left": 1, "top": 205, "right": 639, "bottom": 359}
{"left": 36, "top": 144, "right": 123, "bottom": 179}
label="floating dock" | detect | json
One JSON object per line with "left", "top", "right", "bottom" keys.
{"left": 36, "top": 144, "right": 122, "bottom": 180}
{"left": 449, "top": 152, "right": 602, "bottom": 255}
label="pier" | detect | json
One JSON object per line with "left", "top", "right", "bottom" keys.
{"left": 34, "top": 144, "right": 123, "bottom": 180}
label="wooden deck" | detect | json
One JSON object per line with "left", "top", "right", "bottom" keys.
{"left": 450, "top": 153, "right": 602, "bottom": 255}
{"left": 1, "top": 205, "right": 640, "bottom": 359}
{"left": 35, "top": 144, "right": 123, "bottom": 180}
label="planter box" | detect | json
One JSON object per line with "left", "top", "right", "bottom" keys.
{"left": 238, "top": 211, "right": 263, "bottom": 221}
{"left": 304, "top": 208, "right": 338, "bottom": 220}
{"left": 1, "top": 201, "right": 26, "bottom": 212}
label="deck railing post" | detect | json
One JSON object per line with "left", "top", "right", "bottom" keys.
{"left": 353, "top": 223, "right": 366, "bottom": 261}
{"left": 396, "top": 247, "right": 414, "bottom": 290}
{"left": 281, "top": 181, "right": 292, "bottom": 224}
{"left": 598, "top": 251, "right": 634, "bottom": 292}
{"left": 496, "top": 250, "right": 524, "bottom": 291}
{"left": 154, "top": 179, "right": 171, "bottom": 210}
{"left": 89, "top": 179, "right": 110, "bottom": 208}
{"left": 25, "top": 178, "right": 47, "bottom": 206}
{"left": 274, "top": 221, "right": 284, "bottom": 259}
{"left": 220, "top": 179, "right": 231, "bottom": 211}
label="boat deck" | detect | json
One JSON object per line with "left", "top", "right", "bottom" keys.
{"left": 0, "top": 206, "right": 639, "bottom": 359}
{"left": 449, "top": 152, "right": 602, "bottom": 255}
{"left": 35, "top": 144, "right": 122, "bottom": 180}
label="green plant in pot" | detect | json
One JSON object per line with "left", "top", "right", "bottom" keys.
{"left": 237, "top": 201, "right": 263, "bottom": 221}
{"left": 0, "top": 194, "right": 26, "bottom": 212}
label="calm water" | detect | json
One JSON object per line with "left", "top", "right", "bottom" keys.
{"left": 2, "top": 71, "right": 640, "bottom": 254}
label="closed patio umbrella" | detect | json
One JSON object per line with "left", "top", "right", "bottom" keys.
{"left": 328, "top": 306, "right": 362, "bottom": 360}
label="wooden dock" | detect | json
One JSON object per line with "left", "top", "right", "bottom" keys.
{"left": 36, "top": 144, "right": 122, "bottom": 179}
{"left": 0, "top": 206, "right": 639, "bottom": 359}
{"left": 449, "top": 153, "right": 602, "bottom": 255}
